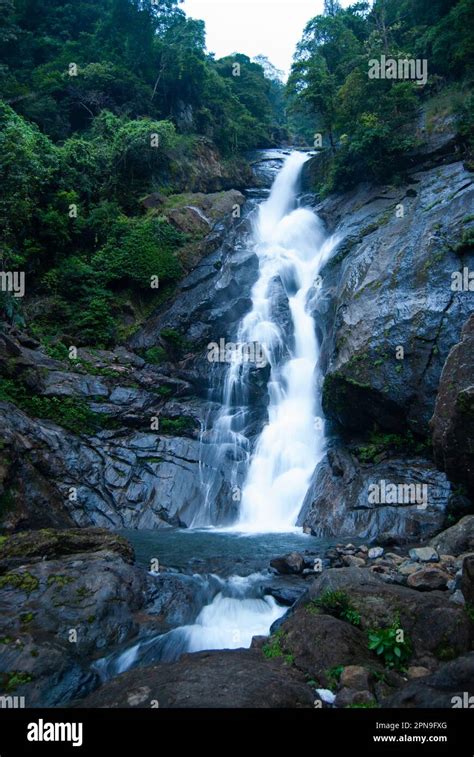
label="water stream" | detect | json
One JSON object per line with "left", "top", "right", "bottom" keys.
{"left": 101, "top": 151, "right": 339, "bottom": 679}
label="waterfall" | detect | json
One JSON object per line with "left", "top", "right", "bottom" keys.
{"left": 236, "top": 152, "right": 337, "bottom": 531}
{"left": 196, "top": 151, "right": 338, "bottom": 532}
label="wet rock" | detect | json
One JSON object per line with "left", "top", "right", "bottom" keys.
{"left": 407, "top": 666, "right": 431, "bottom": 679}
{"left": 298, "top": 447, "right": 450, "bottom": 542}
{"left": 0, "top": 532, "right": 146, "bottom": 706}
{"left": 429, "top": 516, "right": 474, "bottom": 556}
{"left": 431, "top": 315, "right": 474, "bottom": 496}
{"left": 398, "top": 561, "right": 422, "bottom": 576}
{"left": 76, "top": 649, "right": 314, "bottom": 708}
{"left": 340, "top": 665, "right": 371, "bottom": 691}
{"left": 335, "top": 688, "right": 374, "bottom": 708}
{"left": 409, "top": 546, "right": 439, "bottom": 562}
{"left": 383, "top": 653, "right": 474, "bottom": 708}
{"left": 342, "top": 555, "right": 366, "bottom": 567}
{"left": 270, "top": 552, "right": 305, "bottom": 575}
{"left": 461, "top": 555, "right": 474, "bottom": 605}
{"left": 274, "top": 611, "right": 378, "bottom": 687}
{"left": 317, "top": 161, "right": 474, "bottom": 436}
{"left": 368, "top": 547, "right": 384, "bottom": 559}
{"left": 0, "top": 402, "right": 238, "bottom": 530}
{"left": 0, "top": 528, "right": 134, "bottom": 569}
{"left": 407, "top": 568, "right": 450, "bottom": 591}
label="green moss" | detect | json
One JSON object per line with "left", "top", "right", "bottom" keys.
{"left": 20, "top": 612, "right": 35, "bottom": 625}
{"left": 76, "top": 587, "right": 93, "bottom": 599}
{"left": 157, "top": 385, "right": 173, "bottom": 397}
{"left": 346, "top": 700, "right": 378, "bottom": 708}
{"left": 326, "top": 664, "right": 344, "bottom": 690}
{"left": 47, "top": 574, "right": 74, "bottom": 588}
{"left": 0, "top": 572, "right": 39, "bottom": 594}
{"left": 144, "top": 347, "right": 168, "bottom": 365}
{"left": 308, "top": 591, "right": 361, "bottom": 627}
{"left": 1, "top": 671, "right": 33, "bottom": 691}
{"left": 159, "top": 417, "right": 194, "bottom": 435}
{"left": 0, "top": 636, "right": 13, "bottom": 644}
{"left": 435, "top": 642, "right": 459, "bottom": 661}
{"left": 143, "top": 457, "right": 164, "bottom": 464}
{"left": 87, "top": 615, "right": 96, "bottom": 624}
{"left": 355, "top": 431, "right": 429, "bottom": 463}
{"left": 262, "top": 630, "right": 294, "bottom": 664}
{"left": 0, "top": 489, "right": 15, "bottom": 519}
{"left": 457, "top": 391, "right": 474, "bottom": 417}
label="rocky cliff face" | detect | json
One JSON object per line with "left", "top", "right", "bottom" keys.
{"left": 300, "top": 146, "right": 473, "bottom": 540}
{"left": 0, "top": 146, "right": 472, "bottom": 539}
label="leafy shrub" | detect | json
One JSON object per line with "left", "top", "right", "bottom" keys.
{"left": 92, "top": 217, "right": 184, "bottom": 290}
{"left": 367, "top": 616, "right": 412, "bottom": 670}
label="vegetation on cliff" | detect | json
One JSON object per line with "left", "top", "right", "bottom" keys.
{"left": 287, "top": 0, "right": 474, "bottom": 192}
{"left": 0, "top": 0, "right": 285, "bottom": 346}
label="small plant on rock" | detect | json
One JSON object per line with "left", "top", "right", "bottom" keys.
{"left": 367, "top": 615, "right": 412, "bottom": 670}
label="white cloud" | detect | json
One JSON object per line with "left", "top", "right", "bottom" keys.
{"left": 182, "top": 0, "right": 354, "bottom": 78}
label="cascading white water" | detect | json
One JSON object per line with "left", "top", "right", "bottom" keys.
{"left": 236, "top": 152, "right": 338, "bottom": 532}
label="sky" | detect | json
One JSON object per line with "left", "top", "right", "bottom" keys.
{"left": 182, "top": 0, "right": 354, "bottom": 78}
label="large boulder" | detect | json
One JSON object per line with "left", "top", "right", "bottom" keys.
{"left": 273, "top": 610, "right": 377, "bottom": 687}
{"left": 429, "top": 515, "right": 474, "bottom": 556}
{"left": 303, "top": 568, "right": 472, "bottom": 664}
{"left": 0, "top": 531, "right": 147, "bottom": 706}
{"left": 76, "top": 649, "right": 314, "bottom": 708}
{"left": 431, "top": 314, "right": 474, "bottom": 496}
{"left": 383, "top": 653, "right": 474, "bottom": 708}
{"left": 298, "top": 446, "right": 450, "bottom": 542}
{"left": 461, "top": 555, "right": 474, "bottom": 605}
{"left": 316, "top": 161, "right": 474, "bottom": 437}
{"left": 0, "top": 400, "right": 238, "bottom": 531}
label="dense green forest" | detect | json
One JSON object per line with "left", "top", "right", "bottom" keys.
{"left": 288, "top": 0, "right": 474, "bottom": 191}
{"left": 0, "top": 0, "right": 284, "bottom": 346}
{"left": 0, "top": 0, "right": 473, "bottom": 349}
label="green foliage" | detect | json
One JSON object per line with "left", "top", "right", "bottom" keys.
{"left": 0, "top": 572, "right": 39, "bottom": 594}
{"left": 287, "top": 0, "right": 473, "bottom": 190}
{"left": 367, "top": 616, "right": 412, "bottom": 669}
{"left": 1, "top": 671, "right": 33, "bottom": 691}
{"left": 311, "top": 590, "right": 361, "bottom": 626}
{"left": 144, "top": 347, "right": 167, "bottom": 365}
{"left": 93, "top": 216, "right": 183, "bottom": 289}
{"left": 0, "top": 378, "right": 112, "bottom": 434}
{"left": 262, "top": 630, "right": 294, "bottom": 664}
{"left": 355, "top": 431, "right": 429, "bottom": 463}
{"left": 0, "top": 0, "right": 285, "bottom": 347}
{"left": 465, "top": 604, "right": 474, "bottom": 623}
{"left": 326, "top": 664, "right": 344, "bottom": 690}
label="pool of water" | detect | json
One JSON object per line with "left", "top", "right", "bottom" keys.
{"left": 119, "top": 527, "right": 337, "bottom": 576}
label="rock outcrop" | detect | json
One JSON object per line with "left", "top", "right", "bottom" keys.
{"left": 0, "top": 529, "right": 147, "bottom": 706}
{"left": 431, "top": 314, "right": 474, "bottom": 496}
